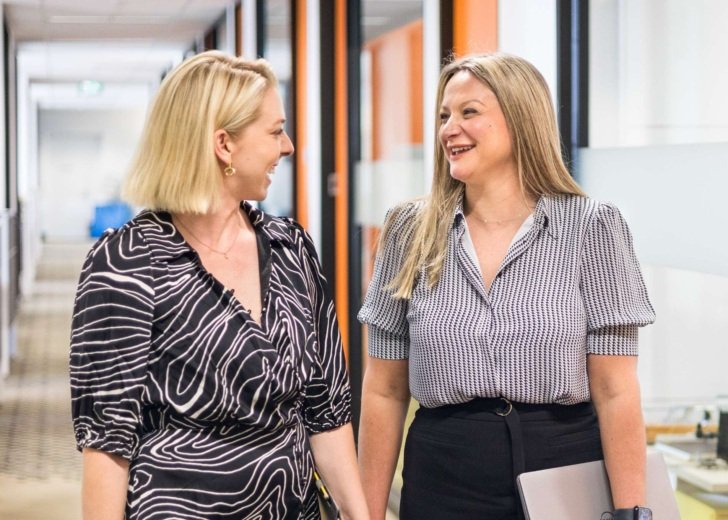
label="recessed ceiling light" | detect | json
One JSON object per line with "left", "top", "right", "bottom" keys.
{"left": 48, "top": 15, "right": 168, "bottom": 25}
{"left": 78, "top": 80, "right": 104, "bottom": 95}
{"left": 48, "top": 16, "right": 110, "bottom": 24}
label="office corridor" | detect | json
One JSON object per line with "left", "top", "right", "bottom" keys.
{"left": 0, "top": 242, "right": 88, "bottom": 519}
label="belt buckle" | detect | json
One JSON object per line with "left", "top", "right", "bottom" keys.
{"left": 495, "top": 397, "right": 513, "bottom": 417}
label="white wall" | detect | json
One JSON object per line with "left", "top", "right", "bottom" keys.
{"left": 583, "top": 0, "right": 728, "bottom": 405}
{"left": 639, "top": 266, "right": 728, "bottom": 403}
{"left": 38, "top": 109, "right": 146, "bottom": 241}
{"left": 580, "top": 143, "right": 728, "bottom": 403}
{"left": 498, "top": 0, "right": 558, "bottom": 108}
{"left": 590, "top": 0, "right": 728, "bottom": 147}
{"left": 580, "top": 143, "right": 728, "bottom": 277}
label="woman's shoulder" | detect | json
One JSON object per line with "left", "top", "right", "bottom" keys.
{"left": 542, "top": 194, "right": 635, "bottom": 250}
{"left": 266, "top": 213, "right": 307, "bottom": 244}
{"left": 384, "top": 198, "right": 425, "bottom": 226}
{"left": 543, "top": 194, "right": 623, "bottom": 225}
{"left": 263, "top": 214, "right": 321, "bottom": 266}
{"left": 380, "top": 198, "right": 425, "bottom": 241}
{"left": 84, "top": 210, "right": 162, "bottom": 269}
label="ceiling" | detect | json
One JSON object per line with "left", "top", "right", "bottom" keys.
{"left": 5, "top": 0, "right": 423, "bottom": 43}
{"left": 6, "top": 0, "right": 232, "bottom": 95}
{"left": 5, "top": 0, "right": 230, "bottom": 44}
{"left": 4, "top": 0, "right": 423, "bottom": 107}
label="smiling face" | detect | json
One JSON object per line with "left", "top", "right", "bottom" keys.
{"left": 223, "top": 88, "right": 294, "bottom": 201}
{"left": 439, "top": 70, "right": 516, "bottom": 187}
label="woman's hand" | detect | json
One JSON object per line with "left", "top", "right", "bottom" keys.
{"left": 309, "top": 424, "right": 369, "bottom": 520}
{"left": 358, "top": 357, "right": 410, "bottom": 520}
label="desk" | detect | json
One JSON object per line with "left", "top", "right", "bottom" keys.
{"left": 654, "top": 435, "right": 728, "bottom": 519}
{"left": 675, "top": 481, "right": 728, "bottom": 520}
{"left": 654, "top": 434, "right": 728, "bottom": 492}
{"left": 676, "top": 465, "right": 728, "bottom": 494}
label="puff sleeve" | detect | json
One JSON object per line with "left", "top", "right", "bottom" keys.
{"left": 69, "top": 227, "right": 154, "bottom": 460}
{"left": 580, "top": 202, "right": 655, "bottom": 356}
{"left": 357, "top": 203, "right": 418, "bottom": 359}
{"left": 294, "top": 224, "right": 353, "bottom": 434}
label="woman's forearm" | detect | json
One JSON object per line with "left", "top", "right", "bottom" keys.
{"left": 595, "top": 392, "right": 647, "bottom": 507}
{"left": 309, "top": 424, "right": 369, "bottom": 520}
{"left": 358, "top": 390, "right": 410, "bottom": 520}
{"left": 588, "top": 354, "right": 647, "bottom": 508}
{"left": 82, "top": 448, "right": 129, "bottom": 520}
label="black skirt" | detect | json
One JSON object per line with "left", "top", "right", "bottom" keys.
{"left": 399, "top": 399, "right": 603, "bottom": 520}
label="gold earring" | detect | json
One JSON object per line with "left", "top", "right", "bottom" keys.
{"left": 224, "top": 162, "right": 236, "bottom": 176}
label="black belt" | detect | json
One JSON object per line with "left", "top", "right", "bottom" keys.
{"left": 419, "top": 398, "right": 596, "bottom": 481}
{"left": 494, "top": 398, "right": 525, "bottom": 478}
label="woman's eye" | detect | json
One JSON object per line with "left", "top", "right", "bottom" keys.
{"left": 463, "top": 107, "right": 477, "bottom": 116}
{"left": 439, "top": 113, "right": 449, "bottom": 122}
{"left": 274, "top": 128, "right": 284, "bottom": 135}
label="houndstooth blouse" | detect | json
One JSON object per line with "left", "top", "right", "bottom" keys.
{"left": 358, "top": 194, "right": 655, "bottom": 408}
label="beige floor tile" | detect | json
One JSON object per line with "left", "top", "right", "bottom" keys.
{"left": 0, "top": 475, "right": 81, "bottom": 520}
{"left": 0, "top": 242, "right": 88, "bottom": 519}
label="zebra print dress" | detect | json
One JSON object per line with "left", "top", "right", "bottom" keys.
{"left": 70, "top": 203, "right": 351, "bottom": 519}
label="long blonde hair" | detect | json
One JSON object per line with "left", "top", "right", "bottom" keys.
{"left": 123, "top": 51, "right": 277, "bottom": 213}
{"left": 385, "top": 52, "right": 585, "bottom": 299}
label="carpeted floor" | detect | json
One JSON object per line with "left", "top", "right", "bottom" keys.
{"left": 0, "top": 242, "right": 88, "bottom": 520}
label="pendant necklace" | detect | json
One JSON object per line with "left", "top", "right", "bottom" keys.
{"left": 473, "top": 213, "right": 527, "bottom": 225}
{"left": 471, "top": 208, "right": 533, "bottom": 226}
{"left": 175, "top": 212, "right": 241, "bottom": 260}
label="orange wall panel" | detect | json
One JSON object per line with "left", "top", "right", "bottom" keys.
{"left": 408, "top": 25, "right": 424, "bottom": 145}
{"left": 334, "top": 0, "right": 349, "bottom": 356}
{"left": 454, "top": 0, "right": 498, "bottom": 56}
{"left": 360, "top": 20, "right": 424, "bottom": 324}
{"left": 294, "top": 0, "right": 308, "bottom": 228}
{"left": 365, "top": 20, "right": 424, "bottom": 161}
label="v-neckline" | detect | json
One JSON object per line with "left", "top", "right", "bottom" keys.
{"left": 169, "top": 213, "right": 272, "bottom": 331}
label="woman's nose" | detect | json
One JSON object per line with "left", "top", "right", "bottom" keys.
{"left": 440, "top": 117, "right": 460, "bottom": 139}
{"left": 281, "top": 132, "right": 294, "bottom": 156}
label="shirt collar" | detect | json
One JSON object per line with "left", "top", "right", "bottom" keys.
{"left": 242, "top": 201, "right": 295, "bottom": 246}
{"left": 140, "top": 202, "right": 295, "bottom": 263}
{"left": 535, "top": 195, "right": 561, "bottom": 239}
{"left": 452, "top": 192, "right": 560, "bottom": 239}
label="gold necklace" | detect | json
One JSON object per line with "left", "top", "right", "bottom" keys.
{"left": 471, "top": 210, "right": 530, "bottom": 226}
{"left": 175, "top": 212, "right": 241, "bottom": 260}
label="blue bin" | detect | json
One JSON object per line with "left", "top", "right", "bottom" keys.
{"left": 89, "top": 202, "right": 133, "bottom": 238}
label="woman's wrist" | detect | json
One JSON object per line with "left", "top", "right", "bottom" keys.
{"left": 601, "top": 506, "right": 652, "bottom": 520}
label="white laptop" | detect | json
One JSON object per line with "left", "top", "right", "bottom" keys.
{"left": 517, "top": 452, "right": 681, "bottom": 520}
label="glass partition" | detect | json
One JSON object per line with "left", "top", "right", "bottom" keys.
{"left": 260, "top": 0, "right": 294, "bottom": 217}
{"left": 355, "top": 0, "right": 424, "bottom": 511}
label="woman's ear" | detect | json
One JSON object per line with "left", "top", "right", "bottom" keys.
{"left": 213, "top": 129, "right": 233, "bottom": 164}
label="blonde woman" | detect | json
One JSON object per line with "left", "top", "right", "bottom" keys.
{"left": 70, "top": 51, "right": 368, "bottom": 520}
{"left": 358, "top": 53, "right": 655, "bottom": 520}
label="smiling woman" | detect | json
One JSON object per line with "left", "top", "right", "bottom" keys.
{"left": 221, "top": 87, "right": 294, "bottom": 202}
{"left": 439, "top": 71, "right": 515, "bottom": 192}
{"left": 70, "top": 51, "right": 369, "bottom": 520}
{"left": 358, "top": 53, "right": 655, "bottom": 520}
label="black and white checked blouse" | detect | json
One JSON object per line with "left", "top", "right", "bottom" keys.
{"left": 358, "top": 194, "right": 655, "bottom": 407}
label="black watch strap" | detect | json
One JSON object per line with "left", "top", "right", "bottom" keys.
{"left": 612, "top": 506, "right": 652, "bottom": 520}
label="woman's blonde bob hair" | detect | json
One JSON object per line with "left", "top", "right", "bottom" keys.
{"left": 123, "top": 51, "right": 278, "bottom": 213}
{"left": 385, "top": 52, "right": 585, "bottom": 299}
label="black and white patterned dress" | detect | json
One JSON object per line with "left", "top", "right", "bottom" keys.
{"left": 70, "top": 202, "right": 351, "bottom": 519}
